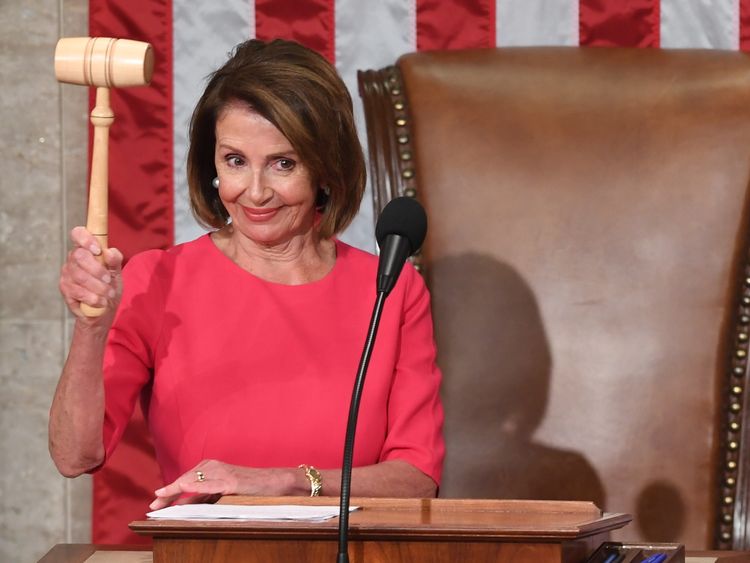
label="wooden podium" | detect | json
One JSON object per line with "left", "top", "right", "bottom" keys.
{"left": 130, "top": 497, "right": 632, "bottom": 563}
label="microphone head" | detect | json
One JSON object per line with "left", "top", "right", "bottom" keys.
{"left": 375, "top": 196, "right": 428, "bottom": 255}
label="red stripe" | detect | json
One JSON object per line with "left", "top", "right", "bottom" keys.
{"left": 417, "top": 0, "right": 495, "bottom": 51}
{"left": 89, "top": 0, "right": 174, "bottom": 259}
{"left": 89, "top": 0, "right": 172, "bottom": 545}
{"left": 580, "top": 0, "right": 660, "bottom": 48}
{"left": 255, "top": 0, "right": 335, "bottom": 63}
{"left": 742, "top": 0, "right": 750, "bottom": 51}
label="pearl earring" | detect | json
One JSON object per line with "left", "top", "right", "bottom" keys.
{"left": 212, "top": 177, "right": 220, "bottom": 189}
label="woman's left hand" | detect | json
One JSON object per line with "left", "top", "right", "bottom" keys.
{"left": 149, "top": 459, "right": 302, "bottom": 510}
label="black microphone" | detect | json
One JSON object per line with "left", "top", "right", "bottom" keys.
{"left": 375, "top": 196, "right": 428, "bottom": 295}
{"left": 336, "top": 196, "right": 428, "bottom": 563}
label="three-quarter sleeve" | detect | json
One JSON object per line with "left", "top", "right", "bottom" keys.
{"left": 379, "top": 264, "right": 446, "bottom": 485}
{"left": 98, "top": 250, "right": 166, "bottom": 465}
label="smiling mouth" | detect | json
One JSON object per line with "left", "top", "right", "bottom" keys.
{"left": 242, "top": 206, "right": 279, "bottom": 221}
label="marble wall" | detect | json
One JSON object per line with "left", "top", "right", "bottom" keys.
{"left": 0, "top": 1, "right": 92, "bottom": 561}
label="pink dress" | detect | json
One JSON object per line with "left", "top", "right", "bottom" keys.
{"left": 101, "top": 235, "right": 445, "bottom": 486}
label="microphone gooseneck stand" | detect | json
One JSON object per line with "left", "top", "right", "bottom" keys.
{"left": 336, "top": 291, "right": 387, "bottom": 563}
{"left": 335, "top": 196, "right": 426, "bottom": 563}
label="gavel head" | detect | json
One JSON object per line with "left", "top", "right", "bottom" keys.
{"left": 54, "top": 37, "right": 154, "bottom": 88}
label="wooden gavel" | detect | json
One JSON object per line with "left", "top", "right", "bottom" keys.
{"left": 54, "top": 37, "right": 154, "bottom": 316}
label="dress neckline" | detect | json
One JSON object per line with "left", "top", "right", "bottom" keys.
{"left": 201, "top": 233, "right": 343, "bottom": 290}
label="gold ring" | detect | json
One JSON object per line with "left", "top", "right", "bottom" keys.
{"left": 195, "top": 470, "right": 206, "bottom": 482}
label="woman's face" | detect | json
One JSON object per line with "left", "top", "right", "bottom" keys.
{"left": 214, "top": 101, "right": 317, "bottom": 247}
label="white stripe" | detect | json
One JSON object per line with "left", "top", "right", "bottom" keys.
{"left": 335, "top": 0, "right": 417, "bottom": 253}
{"left": 497, "top": 0, "right": 578, "bottom": 47}
{"left": 172, "top": 1, "right": 253, "bottom": 245}
{"left": 661, "top": 0, "right": 739, "bottom": 50}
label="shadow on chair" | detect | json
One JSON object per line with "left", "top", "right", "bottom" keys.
{"left": 432, "top": 253, "right": 606, "bottom": 509}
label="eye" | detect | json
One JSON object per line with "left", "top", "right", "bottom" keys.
{"left": 276, "top": 158, "right": 296, "bottom": 171}
{"left": 226, "top": 155, "right": 244, "bottom": 167}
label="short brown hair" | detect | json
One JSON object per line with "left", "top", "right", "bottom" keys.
{"left": 186, "top": 39, "right": 366, "bottom": 239}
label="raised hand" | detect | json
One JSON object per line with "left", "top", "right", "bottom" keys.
{"left": 59, "top": 226, "right": 123, "bottom": 320}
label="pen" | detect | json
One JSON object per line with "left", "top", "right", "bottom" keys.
{"left": 641, "top": 553, "right": 667, "bottom": 563}
{"left": 602, "top": 551, "right": 622, "bottom": 563}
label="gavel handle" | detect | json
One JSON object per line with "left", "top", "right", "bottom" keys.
{"left": 81, "top": 87, "right": 114, "bottom": 318}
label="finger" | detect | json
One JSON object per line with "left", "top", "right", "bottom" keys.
{"left": 102, "top": 248, "right": 123, "bottom": 301}
{"left": 61, "top": 281, "right": 108, "bottom": 310}
{"left": 173, "top": 493, "right": 222, "bottom": 506}
{"left": 171, "top": 477, "right": 233, "bottom": 500}
{"left": 103, "top": 247, "right": 124, "bottom": 272}
{"left": 149, "top": 479, "right": 225, "bottom": 510}
{"left": 152, "top": 477, "right": 206, "bottom": 501}
{"left": 70, "top": 226, "right": 102, "bottom": 256}
{"left": 60, "top": 283, "right": 90, "bottom": 317}
{"left": 59, "top": 267, "right": 106, "bottom": 312}
{"left": 153, "top": 481, "right": 186, "bottom": 502}
{"left": 66, "top": 250, "right": 112, "bottom": 302}
{"left": 70, "top": 247, "right": 110, "bottom": 281}
{"left": 159, "top": 478, "right": 230, "bottom": 497}
{"left": 149, "top": 493, "right": 181, "bottom": 511}
{"left": 148, "top": 491, "right": 222, "bottom": 511}
{"left": 149, "top": 478, "right": 193, "bottom": 511}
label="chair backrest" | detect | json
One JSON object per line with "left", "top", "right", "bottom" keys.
{"left": 358, "top": 47, "right": 750, "bottom": 550}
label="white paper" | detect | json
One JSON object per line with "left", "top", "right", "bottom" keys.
{"left": 146, "top": 503, "right": 358, "bottom": 522}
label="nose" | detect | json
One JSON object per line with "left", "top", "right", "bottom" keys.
{"left": 244, "top": 170, "right": 273, "bottom": 205}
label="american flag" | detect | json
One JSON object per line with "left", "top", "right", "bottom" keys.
{"left": 87, "top": 0, "right": 750, "bottom": 543}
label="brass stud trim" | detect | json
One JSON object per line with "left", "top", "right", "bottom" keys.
{"left": 378, "top": 67, "right": 424, "bottom": 275}
{"left": 718, "top": 263, "right": 750, "bottom": 547}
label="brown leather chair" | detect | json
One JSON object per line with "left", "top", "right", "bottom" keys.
{"left": 358, "top": 47, "right": 750, "bottom": 551}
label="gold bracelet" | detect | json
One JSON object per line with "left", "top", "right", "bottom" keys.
{"left": 298, "top": 464, "right": 322, "bottom": 497}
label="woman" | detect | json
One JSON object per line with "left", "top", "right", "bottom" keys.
{"left": 50, "top": 39, "right": 444, "bottom": 510}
